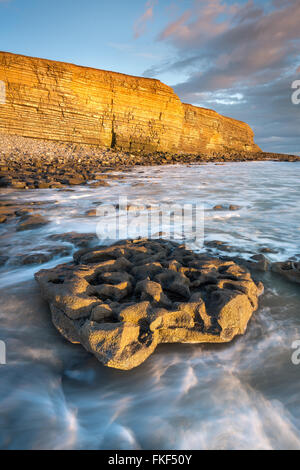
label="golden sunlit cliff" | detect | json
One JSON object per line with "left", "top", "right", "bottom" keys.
{"left": 0, "top": 51, "right": 260, "bottom": 154}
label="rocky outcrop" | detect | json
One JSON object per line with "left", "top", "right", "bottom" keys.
{"left": 271, "top": 260, "right": 300, "bottom": 284}
{"left": 0, "top": 51, "right": 260, "bottom": 154}
{"left": 35, "top": 238, "right": 263, "bottom": 370}
{"left": 180, "top": 104, "right": 259, "bottom": 153}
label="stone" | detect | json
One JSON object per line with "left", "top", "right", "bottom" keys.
{"left": 17, "top": 214, "right": 49, "bottom": 231}
{"left": 213, "top": 204, "right": 241, "bottom": 211}
{"left": 67, "top": 177, "right": 85, "bottom": 186}
{"left": 0, "top": 255, "right": 8, "bottom": 266}
{"left": 37, "top": 182, "right": 51, "bottom": 189}
{"left": 85, "top": 209, "right": 97, "bottom": 217}
{"left": 259, "top": 247, "right": 278, "bottom": 254}
{"left": 15, "top": 208, "right": 35, "bottom": 217}
{"left": 47, "top": 245, "right": 73, "bottom": 257}
{"left": 10, "top": 244, "right": 72, "bottom": 267}
{"left": 11, "top": 181, "right": 27, "bottom": 189}
{"left": 205, "top": 240, "right": 233, "bottom": 252}
{"left": 17, "top": 253, "right": 52, "bottom": 265}
{"left": 48, "top": 232, "right": 97, "bottom": 248}
{"left": 0, "top": 176, "right": 12, "bottom": 187}
{"left": 271, "top": 261, "right": 300, "bottom": 284}
{"left": 248, "top": 254, "right": 271, "bottom": 272}
{"left": 135, "top": 279, "right": 172, "bottom": 308}
{"left": 90, "top": 303, "right": 113, "bottom": 322}
{"left": 89, "top": 181, "right": 110, "bottom": 188}
{"left": 35, "top": 238, "right": 263, "bottom": 370}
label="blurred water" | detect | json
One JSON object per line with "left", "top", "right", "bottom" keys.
{"left": 0, "top": 161, "right": 300, "bottom": 449}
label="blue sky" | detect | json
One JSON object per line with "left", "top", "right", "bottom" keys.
{"left": 1, "top": 0, "right": 300, "bottom": 154}
{"left": 0, "top": 0, "right": 183, "bottom": 82}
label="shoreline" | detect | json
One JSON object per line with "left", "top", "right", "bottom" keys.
{"left": 0, "top": 133, "right": 299, "bottom": 190}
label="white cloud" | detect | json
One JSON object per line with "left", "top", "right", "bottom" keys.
{"left": 134, "top": 0, "right": 157, "bottom": 39}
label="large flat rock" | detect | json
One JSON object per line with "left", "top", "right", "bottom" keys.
{"left": 35, "top": 238, "right": 263, "bottom": 370}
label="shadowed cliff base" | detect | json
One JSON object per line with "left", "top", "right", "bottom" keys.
{"left": 0, "top": 51, "right": 261, "bottom": 154}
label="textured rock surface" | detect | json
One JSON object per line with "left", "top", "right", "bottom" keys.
{"left": 35, "top": 238, "right": 263, "bottom": 370}
{"left": 271, "top": 260, "right": 300, "bottom": 284}
{"left": 180, "top": 104, "right": 259, "bottom": 153}
{"left": 0, "top": 51, "right": 260, "bottom": 154}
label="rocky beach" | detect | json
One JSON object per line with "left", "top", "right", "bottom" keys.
{"left": 0, "top": 134, "right": 299, "bottom": 193}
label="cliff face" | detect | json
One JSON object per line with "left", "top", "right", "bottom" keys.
{"left": 180, "top": 104, "right": 259, "bottom": 153}
{"left": 0, "top": 51, "right": 260, "bottom": 154}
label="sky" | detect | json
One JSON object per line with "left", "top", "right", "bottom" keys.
{"left": 0, "top": 0, "right": 300, "bottom": 154}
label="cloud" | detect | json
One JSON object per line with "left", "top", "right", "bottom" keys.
{"left": 134, "top": 0, "right": 157, "bottom": 39}
{"left": 143, "top": 0, "right": 300, "bottom": 153}
{"left": 158, "top": 0, "right": 235, "bottom": 45}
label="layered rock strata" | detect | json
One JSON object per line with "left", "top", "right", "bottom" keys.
{"left": 0, "top": 51, "right": 260, "bottom": 154}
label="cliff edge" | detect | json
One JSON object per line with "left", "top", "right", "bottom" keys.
{"left": 0, "top": 51, "right": 260, "bottom": 154}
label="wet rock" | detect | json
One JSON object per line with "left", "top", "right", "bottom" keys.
{"left": 205, "top": 240, "right": 233, "bottom": 252}
{"left": 14, "top": 208, "right": 35, "bottom": 217}
{"left": 35, "top": 238, "right": 263, "bottom": 370}
{"left": 17, "top": 214, "right": 50, "bottom": 231}
{"left": 36, "top": 182, "right": 51, "bottom": 189}
{"left": 259, "top": 247, "right": 278, "bottom": 254}
{"left": 85, "top": 209, "right": 97, "bottom": 217}
{"left": 288, "top": 254, "right": 300, "bottom": 261}
{"left": 11, "top": 181, "right": 27, "bottom": 189}
{"left": 89, "top": 181, "right": 110, "bottom": 188}
{"left": 48, "top": 232, "right": 97, "bottom": 248}
{"left": 248, "top": 254, "right": 271, "bottom": 272}
{"left": 213, "top": 204, "right": 241, "bottom": 211}
{"left": 225, "top": 254, "right": 271, "bottom": 273}
{"left": 0, "top": 255, "right": 8, "bottom": 266}
{"left": 0, "top": 176, "right": 12, "bottom": 187}
{"left": 47, "top": 245, "right": 73, "bottom": 257}
{"left": 17, "top": 253, "right": 52, "bottom": 265}
{"left": 10, "top": 244, "right": 72, "bottom": 266}
{"left": 271, "top": 261, "right": 300, "bottom": 284}
{"left": 0, "top": 206, "right": 16, "bottom": 220}
{"left": 67, "top": 177, "right": 85, "bottom": 186}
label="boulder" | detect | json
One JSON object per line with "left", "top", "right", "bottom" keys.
{"left": 48, "top": 231, "right": 97, "bottom": 248}
{"left": 35, "top": 238, "right": 263, "bottom": 370}
{"left": 17, "top": 214, "right": 49, "bottom": 231}
{"left": 271, "top": 261, "right": 300, "bottom": 284}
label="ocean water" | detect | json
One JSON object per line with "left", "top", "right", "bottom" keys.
{"left": 0, "top": 161, "right": 300, "bottom": 450}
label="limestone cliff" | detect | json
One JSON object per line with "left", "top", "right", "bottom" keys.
{"left": 0, "top": 51, "right": 260, "bottom": 154}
